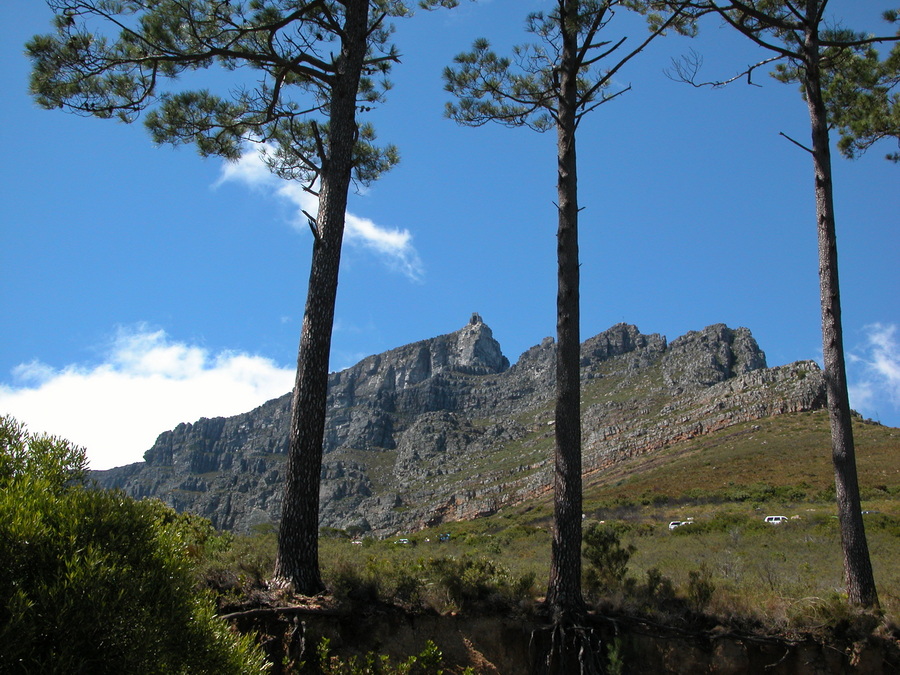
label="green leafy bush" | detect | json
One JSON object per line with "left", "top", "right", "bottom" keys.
{"left": 324, "top": 551, "right": 534, "bottom": 614}
{"left": 786, "top": 593, "right": 882, "bottom": 640}
{"left": 582, "top": 521, "right": 636, "bottom": 594}
{"left": 860, "top": 512, "right": 900, "bottom": 538}
{"left": 426, "top": 555, "right": 532, "bottom": 613}
{"left": 642, "top": 567, "right": 676, "bottom": 604}
{"left": 329, "top": 557, "right": 385, "bottom": 605}
{"left": 669, "top": 512, "right": 767, "bottom": 536}
{"left": 197, "top": 525, "right": 277, "bottom": 598}
{"left": 0, "top": 415, "right": 87, "bottom": 491}
{"left": 311, "top": 636, "right": 469, "bottom": 675}
{"left": 0, "top": 415, "right": 266, "bottom": 674}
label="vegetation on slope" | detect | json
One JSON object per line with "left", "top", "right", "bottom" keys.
{"left": 7, "top": 409, "right": 898, "bottom": 671}
{"left": 203, "top": 410, "right": 900, "bottom": 643}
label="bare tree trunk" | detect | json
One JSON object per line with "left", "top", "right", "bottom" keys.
{"left": 273, "top": 0, "right": 369, "bottom": 595}
{"left": 546, "top": 0, "right": 585, "bottom": 620}
{"left": 803, "top": 16, "right": 878, "bottom": 608}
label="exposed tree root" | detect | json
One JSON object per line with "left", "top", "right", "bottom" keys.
{"left": 529, "top": 618, "right": 606, "bottom": 675}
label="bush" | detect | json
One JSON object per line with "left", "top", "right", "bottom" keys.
{"left": 582, "top": 522, "right": 636, "bottom": 594}
{"left": 197, "top": 527, "right": 277, "bottom": 598}
{"left": 311, "top": 637, "right": 469, "bottom": 675}
{"left": 672, "top": 512, "right": 766, "bottom": 536}
{"left": 324, "top": 551, "right": 535, "bottom": 614}
{"left": 329, "top": 558, "right": 383, "bottom": 606}
{"left": 0, "top": 416, "right": 265, "bottom": 674}
{"left": 786, "top": 593, "right": 883, "bottom": 640}
{"left": 687, "top": 564, "right": 716, "bottom": 610}
{"left": 0, "top": 415, "right": 87, "bottom": 491}
{"left": 426, "top": 555, "right": 530, "bottom": 613}
{"left": 860, "top": 512, "right": 900, "bottom": 538}
{"left": 643, "top": 567, "right": 676, "bottom": 604}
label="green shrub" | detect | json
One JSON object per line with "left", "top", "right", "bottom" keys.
{"left": 325, "top": 547, "right": 536, "bottom": 614}
{"left": 311, "top": 637, "right": 468, "bottom": 674}
{"left": 687, "top": 564, "right": 716, "bottom": 610}
{"left": 197, "top": 527, "right": 277, "bottom": 597}
{"left": 582, "top": 521, "right": 636, "bottom": 594}
{"left": 0, "top": 416, "right": 266, "bottom": 674}
{"left": 329, "top": 557, "right": 384, "bottom": 605}
{"left": 426, "top": 555, "right": 524, "bottom": 613}
{"left": 605, "top": 637, "right": 626, "bottom": 675}
{"left": 0, "top": 414, "right": 87, "bottom": 491}
{"left": 786, "top": 593, "right": 882, "bottom": 640}
{"left": 673, "top": 512, "right": 766, "bottom": 536}
{"left": 643, "top": 567, "right": 676, "bottom": 604}
{"left": 860, "top": 512, "right": 900, "bottom": 538}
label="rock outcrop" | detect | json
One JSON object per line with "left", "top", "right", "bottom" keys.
{"left": 93, "top": 318, "right": 827, "bottom": 535}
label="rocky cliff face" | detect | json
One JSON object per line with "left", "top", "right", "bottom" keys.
{"left": 93, "top": 316, "right": 826, "bottom": 535}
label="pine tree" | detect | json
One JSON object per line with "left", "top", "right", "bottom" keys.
{"left": 663, "top": 0, "right": 900, "bottom": 607}
{"left": 27, "top": 0, "right": 456, "bottom": 594}
{"left": 444, "top": 0, "right": 696, "bottom": 629}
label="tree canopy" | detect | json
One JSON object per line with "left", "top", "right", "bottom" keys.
{"left": 819, "top": 11, "right": 900, "bottom": 162}
{"left": 445, "top": 0, "right": 697, "bottom": 132}
{"left": 27, "top": 0, "right": 416, "bottom": 189}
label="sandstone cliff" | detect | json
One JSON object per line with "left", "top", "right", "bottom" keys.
{"left": 93, "top": 316, "right": 826, "bottom": 535}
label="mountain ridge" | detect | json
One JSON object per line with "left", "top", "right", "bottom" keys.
{"left": 93, "top": 316, "right": 827, "bottom": 535}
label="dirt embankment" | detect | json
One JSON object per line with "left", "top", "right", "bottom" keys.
{"left": 223, "top": 603, "right": 900, "bottom": 674}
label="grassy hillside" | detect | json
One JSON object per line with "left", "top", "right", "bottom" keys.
{"left": 320, "top": 412, "right": 900, "bottom": 621}
{"left": 582, "top": 410, "right": 899, "bottom": 507}
{"left": 202, "top": 411, "right": 900, "bottom": 637}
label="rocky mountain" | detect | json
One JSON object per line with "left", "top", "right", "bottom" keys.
{"left": 93, "top": 315, "right": 826, "bottom": 535}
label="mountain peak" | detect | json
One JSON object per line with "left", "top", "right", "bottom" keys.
{"left": 452, "top": 313, "right": 509, "bottom": 375}
{"left": 94, "top": 320, "right": 824, "bottom": 535}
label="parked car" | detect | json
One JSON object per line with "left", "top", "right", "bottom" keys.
{"left": 668, "top": 517, "right": 694, "bottom": 530}
{"left": 765, "top": 515, "right": 788, "bottom": 524}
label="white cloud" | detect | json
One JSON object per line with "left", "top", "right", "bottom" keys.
{"left": 216, "top": 147, "right": 424, "bottom": 281}
{"left": 0, "top": 326, "right": 294, "bottom": 471}
{"left": 848, "top": 322, "right": 900, "bottom": 425}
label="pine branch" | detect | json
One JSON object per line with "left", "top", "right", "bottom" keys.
{"left": 779, "top": 131, "right": 813, "bottom": 154}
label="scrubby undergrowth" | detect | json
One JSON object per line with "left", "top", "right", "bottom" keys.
{"left": 192, "top": 410, "right": 900, "bottom": 672}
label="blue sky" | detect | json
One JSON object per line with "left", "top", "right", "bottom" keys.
{"left": 1, "top": 1, "right": 897, "bottom": 470}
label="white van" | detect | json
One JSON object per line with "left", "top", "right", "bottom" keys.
{"left": 765, "top": 515, "right": 788, "bottom": 524}
{"left": 668, "top": 519, "right": 693, "bottom": 530}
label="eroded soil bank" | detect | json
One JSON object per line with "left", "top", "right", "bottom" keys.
{"left": 223, "top": 602, "right": 900, "bottom": 674}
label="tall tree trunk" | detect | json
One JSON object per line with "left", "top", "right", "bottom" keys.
{"left": 273, "top": 0, "right": 370, "bottom": 594}
{"left": 803, "top": 16, "right": 878, "bottom": 608}
{"left": 546, "top": 0, "right": 585, "bottom": 619}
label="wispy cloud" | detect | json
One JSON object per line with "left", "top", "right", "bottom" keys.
{"left": 0, "top": 325, "right": 294, "bottom": 470}
{"left": 216, "top": 147, "right": 424, "bottom": 281}
{"left": 848, "top": 322, "right": 900, "bottom": 424}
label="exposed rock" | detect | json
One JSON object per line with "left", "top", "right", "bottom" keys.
{"left": 662, "top": 324, "right": 767, "bottom": 390}
{"left": 93, "top": 318, "right": 825, "bottom": 535}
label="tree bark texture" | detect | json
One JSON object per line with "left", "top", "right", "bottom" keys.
{"left": 547, "top": 0, "right": 585, "bottom": 619}
{"left": 802, "top": 12, "right": 878, "bottom": 608}
{"left": 273, "top": 0, "right": 370, "bottom": 595}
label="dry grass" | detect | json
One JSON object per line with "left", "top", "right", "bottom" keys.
{"left": 204, "top": 411, "right": 900, "bottom": 639}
